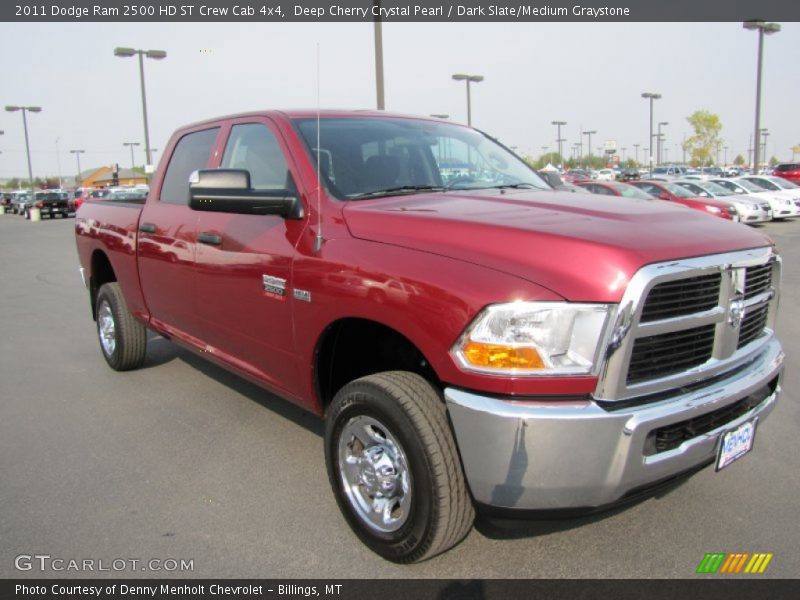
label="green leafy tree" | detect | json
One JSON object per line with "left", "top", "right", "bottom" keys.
{"left": 769, "top": 156, "right": 779, "bottom": 167}
{"left": 734, "top": 154, "right": 745, "bottom": 166}
{"left": 683, "top": 110, "right": 723, "bottom": 167}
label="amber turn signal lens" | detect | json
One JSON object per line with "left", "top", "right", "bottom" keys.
{"left": 462, "top": 341, "right": 545, "bottom": 370}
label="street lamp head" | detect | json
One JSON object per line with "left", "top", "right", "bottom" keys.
{"left": 146, "top": 50, "right": 167, "bottom": 60}
{"left": 552, "top": 120, "right": 567, "bottom": 126}
{"left": 114, "top": 47, "right": 137, "bottom": 57}
{"left": 764, "top": 23, "right": 781, "bottom": 34}
{"left": 5, "top": 106, "right": 20, "bottom": 112}
{"left": 641, "top": 92, "right": 661, "bottom": 100}
{"left": 659, "top": 121, "right": 669, "bottom": 126}
{"left": 743, "top": 20, "right": 781, "bottom": 34}
{"left": 27, "top": 107, "right": 42, "bottom": 113}
{"left": 123, "top": 142, "right": 141, "bottom": 146}
{"left": 451, "top": 73, "right": 468, "bottom": 81}
{"left": 468, "top": 75, "right": 484, "bottom": 82}
{"left": 430, "top": 114, "right": 449, "bottom": 119}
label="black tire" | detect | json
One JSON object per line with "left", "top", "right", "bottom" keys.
{"left": 325, "top": 371, "right": 474, "bottom": 563}
{"left": 95, "top": 282, "right": 147, "bottom": 371}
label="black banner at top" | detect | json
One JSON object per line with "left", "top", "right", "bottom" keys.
{"left": 2, "top": 0, "right": 799, "bottom": 22}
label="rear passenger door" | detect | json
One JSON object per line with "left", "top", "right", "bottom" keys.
{"left": 138, "top": 126, "right": 221, "bottom": 342}
{"left": 193, "top": 118, "right": 309, "bottom": 397}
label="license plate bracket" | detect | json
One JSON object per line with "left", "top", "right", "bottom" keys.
{"left": 716, "top": 417, "right": 758, "bottom": 472}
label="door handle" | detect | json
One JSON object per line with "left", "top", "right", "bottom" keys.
{"left": 139, "top": 222, "right": 157, "bottom": 234}
{"left": 198, "top": 232, "right": 223, "bottom": 246}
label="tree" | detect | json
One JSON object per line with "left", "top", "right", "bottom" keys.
{"left": 734, "top": 154, "right": 745, "bottom": 166}
{"left": 683, "top": 110, "right": 723, "bottom": 167}
{"left": 769, "top": 156, "right": 779, "bottom": 167}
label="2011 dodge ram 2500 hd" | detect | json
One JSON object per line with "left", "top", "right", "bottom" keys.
{"left": 75, "top": 111, "right": 784, "bottom": 563}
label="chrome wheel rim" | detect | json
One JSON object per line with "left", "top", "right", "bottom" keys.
{"left": 338, "top": 415, "right": 412, "bottom": 533}
{"left": 97, "top": 300, "right": 116, "bottom": 356}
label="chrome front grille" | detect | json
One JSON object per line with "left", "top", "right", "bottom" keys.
{"left": 627, "top": 325, "right": 715, "bottom": 384}
{"left": 639, "top": 273, "right": 721, "bottom": 322}
{"left": 596, "top": 247, "right": 780, "bottom": 402}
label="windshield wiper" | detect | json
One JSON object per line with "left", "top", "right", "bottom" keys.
{"left": 348, "top": 185, "right": 446, "bottom": 199}
{"left": 486, "top": 183, "right": 542, "bottom": 190}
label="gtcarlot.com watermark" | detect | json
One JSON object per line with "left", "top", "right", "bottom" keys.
{"left": 15, "top": 554, "right": 194, "bottom": 573}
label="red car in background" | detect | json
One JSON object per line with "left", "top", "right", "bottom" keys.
{"left": 72, "top": 188, "right": 111, "bottom": 211}
{"left": 773, "top": 163, "right": 800, "bottom": 185}
{"left": 575, "top": 181, "right": 657, "bottom": 200}
{"left": 561, "top": 169, "right": 592, "bottom": 183}
{"left": 629, "top": 180, "right": 739, "bottom": 221}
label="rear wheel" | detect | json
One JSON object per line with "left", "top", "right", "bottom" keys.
{"left": 96, "top": 282, "right": 147, "bottom": 371}
{"left": 325, "top": 371, "right": 474, "bottom": 563}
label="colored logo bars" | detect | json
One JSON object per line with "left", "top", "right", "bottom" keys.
{"left": 696, "top": 552, "right": 774, "bottom": 574}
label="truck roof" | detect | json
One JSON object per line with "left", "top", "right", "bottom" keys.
{"left": 173, "top": 109, "right": 457, "bottom": 133}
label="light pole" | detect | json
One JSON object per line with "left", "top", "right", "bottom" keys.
{"left": 451, "top": 73, "right": 484, "bottom": 127}
{"left": 552, "top": 120, "right": 566, "bottom": 164}
{"left": 123, "top": 142, "right": 140, "bottom": 171}
{"left": 373, "top": 0, "right": 384, "bottom": 110}
{"left": 621, "top": 147, "right": 627, "bottom": 163}
{"left": 761, "top": 129, "right": 770, "bottom": 170}
{"left": 724, "top": 145, "right": 729, "bottom": 166}
{"left": 641, "top": 92, "right": 661, "bottom": 174}
{"left": 5, "top": 105, "right": 42, "bottom": 200}
{"left": 657, "top": 121, "right": 668, "bottom": 165}
{"left": 582, "top": 130, "right": 596, "bottom": 166}
{"left": 70, "top": 149, "right": 85, "bottom": 187}
{"left": 743, "top": 20, "right": 780, "bottom": 172}
{"left": 114, "top": 47, "right": 167, "bottom": 168}
{"left": 633, "top": 143, "right": 640, "bottom": 165}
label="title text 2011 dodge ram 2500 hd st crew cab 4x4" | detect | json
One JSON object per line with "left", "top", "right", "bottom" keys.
{"left": 75, "top": 111, "right": 783, "bottom": 563}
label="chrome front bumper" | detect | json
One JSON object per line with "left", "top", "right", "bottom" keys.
{"left": 445, "top": 338, "right": 783, "bottom": 512}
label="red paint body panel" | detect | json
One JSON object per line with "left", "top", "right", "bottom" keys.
{"left": 74, "top": 110, "right": 773, "bottom": 415}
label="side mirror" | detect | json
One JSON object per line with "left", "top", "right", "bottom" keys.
{"left": 189, "top": 169, "right": 304, "bottom": 219}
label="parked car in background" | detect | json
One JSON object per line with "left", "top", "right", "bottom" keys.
{"left": 596, "top": 168, "right": 616, "bottom": 181}
{"left": 648, "top": 165, "right": 687, "bottom": 180}
{"left": 617, "top": 168, "right": 640, "bottom": 182}
{"left": 739, "top": 176, "right": 800, "bottom": 208}
{"left": 9, "top": 190, "right": 31, "bottom": 215}
{"left": 562, "top": 169, "right": 592, "bottom": 183}
{"left": 537, "top": 170, "right": 591, "bottom": 193}
{"left": 673, "top": 180, "right": 772, "bottom": 224}
{"left": 712, "top": 178, "right": 797, "bottom": 220}
{"left": 575, "top": 181, "right": 657, "bottom": 200}
{"left": 26, "top": 190, "right": 71, "bottom": 219}
{"left": 772, "top": 163, "right": 800, "bottom": 185}
{"left": 629, "top": 180, "right": 739, "bottom": 221}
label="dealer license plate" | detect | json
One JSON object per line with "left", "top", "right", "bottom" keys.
{"left": 716, "top": 418, "right": 757, "bottom": 471}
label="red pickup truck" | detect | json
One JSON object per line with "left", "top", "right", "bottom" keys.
{"left": 75, "top": 110, "right": 784, "bottom": 563}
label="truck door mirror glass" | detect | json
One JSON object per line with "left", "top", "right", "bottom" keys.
{"left": 189, "top": 168, "right": 304, "bottom": 219}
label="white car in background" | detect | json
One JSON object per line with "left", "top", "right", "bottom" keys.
{"left": 738, "top": 176, "right": 800, "bottom": 217}
{"left": 713, "top": 177, "right": 796, "bottom": 219}
{"left": 673, "top": 180, "right": 771, "bottom": 224}
{"left": 596, "top": 168, "right": 616, "bottom": 181}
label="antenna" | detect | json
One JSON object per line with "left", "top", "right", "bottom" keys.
{"left": 313, "top": 43, "right": 324, "bottom": 254}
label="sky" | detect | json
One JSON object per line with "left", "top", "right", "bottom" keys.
{"left": 1, "top": 21, "right": 799, "bottom": 181}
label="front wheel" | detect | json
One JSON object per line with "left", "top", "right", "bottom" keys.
{"left": 95, "top": 282, "right": 147, "bottom": 371}
{"left": 325, "top": 372, "right": 474, "bottom": 563}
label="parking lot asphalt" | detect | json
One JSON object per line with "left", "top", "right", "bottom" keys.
{"left": 0, "top": 214, "right": 798, "bottom": 579}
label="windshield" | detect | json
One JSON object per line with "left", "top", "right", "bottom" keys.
{"left": 614, "top": 184, "right": 654, "bottom": 200}
{"left": 768, "top": 176, "right": 798, "bottom": 190}
{"left": 696, "top": 181, "right": 734, "bottom": 196}
{"left": 664, "top": 183, "right": 699, "bottom": 198}
{"left": 733, "top": 179, "right": 765, "bottom": 193}
{"left": 293, "top": 117, "right": 549, "bottom": 199}
{"left": 746, "top": 178, "right": 780, "bottom": 191}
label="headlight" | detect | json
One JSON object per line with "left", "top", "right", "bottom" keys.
{"left": 452, "top": 302, "right": 613, "bottom": 376}
{"left": 705, "top": 205, "right": 722, "bottom": 214}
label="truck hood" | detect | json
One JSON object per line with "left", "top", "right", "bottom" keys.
{"left": 342, "top": 189, "right": 772, "bottom": 302}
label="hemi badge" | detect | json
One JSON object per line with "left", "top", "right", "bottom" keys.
{"left": 262, "top": 275, "right": 286, "bottom": 296}
{"left": 293, "top": 289, "right": 312, "bottom": 302}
